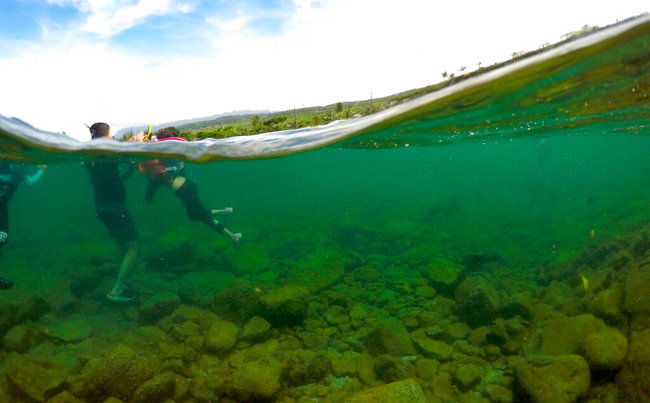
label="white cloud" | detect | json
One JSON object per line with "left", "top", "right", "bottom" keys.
{"left": 46, "top": 0, "right": 194, "bottom": 37}
{"left": 1, "top": 0, "right": 648, "bottom": 141}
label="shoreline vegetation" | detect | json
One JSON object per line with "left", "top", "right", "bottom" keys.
{"left": 120, "top": 20, "right": 616, "bottom": 142}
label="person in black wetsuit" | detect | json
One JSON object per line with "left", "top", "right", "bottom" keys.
{"left": 0, "top": 162, "right": 46, "bottom": 289}
{"left": 86, "top": 122, "right": 139, "bottom": 302}
{"left": 135, "top": 129, "right": 242, "bottom": 247}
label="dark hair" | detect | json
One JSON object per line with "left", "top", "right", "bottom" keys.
{"left": 89, "top": 122, "right": 110, "bottom": 139}
{"left": 155, "top": 128, "right": 175, "bottom": 139}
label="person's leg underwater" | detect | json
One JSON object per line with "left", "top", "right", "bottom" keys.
{"left": 109, "top": 239, "right": 139, "bottom": 299}
{"left": 172, "top": 176, "right": 242, "bottom": 247}
{"left": 101, "top": 209, "right": 140, "bottom": 302}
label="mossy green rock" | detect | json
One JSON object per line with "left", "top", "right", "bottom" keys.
{"left": 413, "top": 336, "right": 453, "bottom": 361}
{"left": 344, "top": 378, "right": 425, "bottom": 402}
{"left": 589, "top": 285, "right": 623, "bottom": 323}
{"left": 205, "top": 320, "right": 239, "bottom": 353}
{"left": 422, "top": 257, "right": 464, "bottom": 290}
{"left": 328, "top": 351, "right": 361, "bottom": 377}
{"left": 3, "top": 324, "right": 37, "bottom": 352}
{"left": 454, "top": 363, "right": 481, "bottom": 391}
{"left": 617, "top": 329, "right": 650, "bottom": 401}
{"left": 260, "top": 285, "right": 310, "bottom": 326}
{"left": 175, "top": 271, "right": 236, "bottom": 304}
{"left": 81, "top": 344, "right": 154, "bottom": 401}
{"left": 485, "top": 384, "right": 513, "bottom": 403}
{"left": 583, "top": 331, "right": 628, "bottom": 371}
{"left": 349, "top": 303, "right": 370, "bottom": 321}
{"left": 231, "top": 360, "right": 281, "bottom": 400}
{"left": 627, "top": 328, "right": 650, "bottom": 363}
{"left": 212, "top": 285, "right": 264, "bottom": 323}
{"left": 538, "top": 313, "right": 609, "bottom": 355}
{"left": 223, "top": 243, "right": 271, "bottom": 275}
{"left": 285, "top": 250, "right": 346, "bottom": 293}
{"left": 48, "top": 318, "right": 93, "bottom": 343}
{"left": 4, "top": 354, "right": 69, "bottom": 402}
{"left": 415, "top": 359, "right": 439, "bottom": 381}
{"left": 282, "top": 349, "right": 332, "bottom": 386}
{"left": 373, "top": 354, "right": 411, "bottom": 382}
{"left": 514, "top": 354, "right": 590, "bottom": 403}
{"left": 624, "top": 261, "right": 650, "bottom": 315}
{"left": 138, "top": 292, "right": 181, "bottom": 324}
{"left": 241, "top": 315, "right": 271, "bottom": 342}
{"left": 46, "top": 391, "right": 85, "bottom": 403}
{"left": 400, "top": 245, "right": 440, "bottom": 267}
{"left": 364, "top": 317, "right": 416, "bottom": 357}
{"left": 455, "top": 275, "right": 501, "bottom": 326}
{"left": 132, "top": 372, "right": 176, "bottom": 403}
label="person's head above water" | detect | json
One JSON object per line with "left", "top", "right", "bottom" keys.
{"left": 89, "top": 122, "right": 111, "bottom": 140}
{"left": 155, "top": 128, "right": 176, "bottom": 139}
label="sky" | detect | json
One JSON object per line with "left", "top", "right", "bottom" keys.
{"left": 0, "top": 0, "right": 647, "bottom": 141}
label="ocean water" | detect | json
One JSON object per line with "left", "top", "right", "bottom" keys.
{"left": 0, "top": 14, "right": 649, "bottom": 403}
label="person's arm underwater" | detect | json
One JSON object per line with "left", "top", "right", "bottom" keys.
{"left": 23, "top": 165, "right": 46, "bottom": 186}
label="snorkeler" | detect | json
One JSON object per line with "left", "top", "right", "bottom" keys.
{"left": 85, "top": 122, "right": 139, "bottom": 302}
{"left": 0, "top": 162, "right": 46, "bottom": 290}
{"left": 134, "top": 129, "right": 242, "bottom": 247}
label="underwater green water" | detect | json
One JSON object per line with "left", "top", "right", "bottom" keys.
{"left": 5, "top": 132, "right": 650, "bottom": 276}
{"left": 0, "top": 14, "right": 648, "bottom": 403}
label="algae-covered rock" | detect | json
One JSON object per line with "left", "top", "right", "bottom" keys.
{"left": 623, "top": 261, "right": 650, "bottom": 316}
{"left": 2, "top": 324, "right": 38, "bottom": 352}
{"left": 399, "top": 244, "right": 439, "bottom": 267}
{"left": 327, "top": 351, "right": 361, "bottom": 377}
{"left": 413, "top": 335, "right": 454, "bottom": 361}
{"left": 241, "top": 315, "right": 272, "bottom": 342}
{"left": 324, "top": 304, "right": 350, "bottom": 326}
{"left": 170, "top": 304, "right": 218, "bottom": 328}
{"left": 205, "top": 320, "right": 239, "bottom": 353}
{"left": 485, "top": 383, "right": 514, "bottom": 403}
{"left": 132, "top": 372, "right": 176, "bottom": 403}
{"left": 138, "top": 292, "right": 181, "bottom": 324}
{"left": 231, "top": 360, "right": 282, "bottom": 401}
{"left": 445, "top": 321, "right": 472, "bottom": 341}
{"left": 514, "top": 354, "right": 590, "bottom": 403}
{"left": 260, "top": 285, "right": 310, "bottom": 326}
{"left": 589, "top": 284, "right": 624, "bottom": 323}
{"left": 344, "top": 378, "right": 425, "bottom": 403}
{"left": 356, "top": 352, "right": 377, "bottom": 385}
{"left": 455, "top": 275, "right": 501, "bottom": 327}
{"left": 414, "top": 357, "right": 439, "bottom": 380}
{"left": 583, "top": 331, "right": 627, "bottom": 371}
{"left": 454, "top": 363, "right": 481, "bottom": 391}
{"left": 373, "top": 354, "right": 413, "bottom": 382}
{"left": 349, "top": 303, "right": 371, "bottom": 321}
{"left": 80, "top": 344, "right": 154, "bottom": 401}
{"left": 537, "top": 313, "right": 609, "bottom": 355}
{"left": 175, "top": 270, "right": 236, "bottom": 305}
{"left": 46, "top": 391, "right": 85, "bottom": 403}
{"left": 617, "top": 328, "right": 650, "bottom": 401}
{"left": 4, "top": 354, "right": 69, "bottom": 402}
{"left": 223, "top": 243, "right": 271, "bottom": 275}
{"left": 212, "top": 285, "right": 264, "bottom": 323}
{"left": 285, "top": 249, "right": 346, "bottom": 293}
{"left": 499, "top": 294, "right": 533, "bottom": 321}
{"left": 282, "top": 350, "right": 332, "bottom": 386}
{"left": 487, "top": 317, "right": 529, "bottom": 354}
{"left": 422, "top": 257, "right": 464, "bottom": 293}
{"left": 364, "top": 317, "right": 416, "bottom": 357}
{"left": 48, "top": 318, "right": 93, "bottom": 343}
{"left": 627, "top": 328, "right": 650, "bottom": 364}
